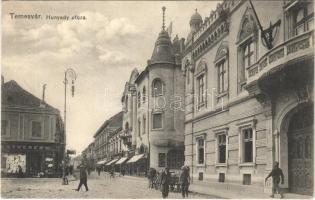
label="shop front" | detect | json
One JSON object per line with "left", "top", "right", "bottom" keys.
{"left": 1, "top": 142, "right": 64, "bottom": 178}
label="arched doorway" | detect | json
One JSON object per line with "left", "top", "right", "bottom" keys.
{"left": 287, "top": 105, "right": 313, "bottom": 195}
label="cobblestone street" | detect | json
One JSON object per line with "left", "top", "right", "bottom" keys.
{"left": 1, "top": 172, "right": 220, "bottom": 199}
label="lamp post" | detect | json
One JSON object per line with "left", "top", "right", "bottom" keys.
{"left": 63, "top": 68, "right": 77, "bottom": 151}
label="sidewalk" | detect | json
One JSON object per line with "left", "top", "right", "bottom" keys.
{"left": 122, "top": 175, "right": 312, "bottom": 199}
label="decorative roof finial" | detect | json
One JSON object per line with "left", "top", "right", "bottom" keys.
{"left": 195, "top": 8, "right": 198, "bottom": 12}
{"left": 162, "top": 6, "right": 166, "bottom": 31}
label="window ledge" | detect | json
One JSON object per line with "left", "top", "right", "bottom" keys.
{"left": 217, "top": 92, "right": 228, "bottom": 99}
{"left": 215, "top": 163, "right": 227, "bottom": 167}
{"left": 239, "top": 162, "right": 255, "bottom": 167}
{"left": 196, "top": 164, "right": 206, "bottom": 168}
{"left": 151, "top": 128, "right": 164, "bottom": 131}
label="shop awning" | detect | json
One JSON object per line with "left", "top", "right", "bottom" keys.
{"left": 105, "top": 158, "right": 119, "bottom": 166}
{"left": 96, "top": 160, "right": 107, "bottom": 165}
{"left": 115, "top": 157, "right": 129, "bottom": 165}
{"left": 127, "top": 154, "right": 145, "bottom": 163}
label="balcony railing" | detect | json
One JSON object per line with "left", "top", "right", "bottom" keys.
{"left": 246, "top": 30, "right": 314, "bottom": 85}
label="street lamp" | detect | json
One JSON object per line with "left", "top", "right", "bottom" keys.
{"left": 63, "top": 68, "right": 77, "bottom": 150}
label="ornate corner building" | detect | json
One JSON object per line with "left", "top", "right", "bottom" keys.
{"left": 182, "top": 0, "right": 313, "bottom": 195}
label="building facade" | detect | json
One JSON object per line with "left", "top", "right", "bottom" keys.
{"left": 1, "top": 80, "right": 65, "bottom": 177}
{"left": 93, "top": 112, "right": 129, "bottom": 167}
{"left": 182, "top": 0, "right": 313, "bottom": 195}
{"left": 121, "top": 8, "right": 186, "bottom": 173}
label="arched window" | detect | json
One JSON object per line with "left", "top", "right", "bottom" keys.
{"left": 125, "top": 95, "right": 128, "bottom": 112}
{"left": 195, "top": 59, "right": 207, "bottom": 109}
{"left": 137, "top": 91, "right": 141, "bottom": 108}
{"left": 237, "top": 9, "right": 258, "bottom": 92}
{"left": 142, "top": 87, "right": 146, "bottom": 103}
{"left": 152, "top": 79, "right": 164, "bottom": 97}
{"left": 215, "top": 41, "right": 229, "bottom": 95}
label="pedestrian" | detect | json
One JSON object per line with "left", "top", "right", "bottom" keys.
{"left": 265, "top": 161, "right": 284, "bottom": 198}
{"left": 179, "top": 166, "right": 190, "bottom": 198}
{"left": 17, "top": 165, "right": 24, "bottom": 178}
{"left": 61, "top": 160, "right": 69, "bottom": 185}
{"left": 160, "top": 167, "right": 171, "bottom": 198}
{"left": 75, "top": 165, "right": 89, "bottom": 192}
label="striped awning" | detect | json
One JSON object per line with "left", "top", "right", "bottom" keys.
{"left": 96, "top": 160, "right": 107, "bottom": 165}
{"left": 127, "top": 154, "right": 145, "bottom": 163}
{"left": 115, "top": 157, "right": 129, "bottom": 165}
{"left": 105, "top": 158, "right": 119, "bottom": 166}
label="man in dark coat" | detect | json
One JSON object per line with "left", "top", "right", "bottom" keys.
{"left": 75, "top": 165, "right": 88, "bottom": 191}
{"left": 265, "top": 161, "right": 284, "bottom": 198}
{"left": 160, "top": 168, "right": 171, "bottom": 198}
{"left": 179, "top": 166, "right": 190, "bottom": 198}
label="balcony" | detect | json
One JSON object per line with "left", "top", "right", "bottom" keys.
{"left": 245, "top": 30, "right": 314, "bottom": 94}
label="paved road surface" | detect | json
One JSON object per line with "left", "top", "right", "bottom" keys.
{"left": 1, "top": 172, "right": 221, "bottom": 199}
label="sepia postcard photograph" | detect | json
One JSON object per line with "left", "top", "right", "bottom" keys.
{"left": 1, "top": 0, "right": 314, "bottom": 199}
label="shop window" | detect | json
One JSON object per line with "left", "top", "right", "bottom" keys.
{"left": 158, "top": 153, "right": 166, "bottom": 167}
{"left": 219, "top": 173, "right": 225, "bottom": 182}
{"left": 218, "top": 134, "right": 227, "bottom": 163}
{"left": 31, "top": 121, "right": 42, "bottom": 137}
{"left": 243, "top": 128, "right": 253, "bottom": 163}
{"left": 152, "top": 113, "right": 162, "bottom": 130}
{"left": 243, "top": 174, "right": 251, "bottom": 185}
{"left": 196, "top": 137, "right": 205, "bottom": 165}
{"left": 167, "top": 149, "right": 184, "bottom": 169}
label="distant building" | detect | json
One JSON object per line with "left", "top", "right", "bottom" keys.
{"left": 182, "top": 0, "right": 313, "bottom": 195}
{"left": 93, "top": 111, "right": 129, "bottom": 171}
{"left": 1, "top": 80, "right": 65, "bottom": 177}
{"left": 121, "top": 8, "right": 186, "bottom": 175}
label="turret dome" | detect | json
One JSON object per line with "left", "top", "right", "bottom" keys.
{"left": 190, "top": 9, "right": 202, "bottom": 26}
{"left": 150, "top": 30, "right": 175, "bottom": 64}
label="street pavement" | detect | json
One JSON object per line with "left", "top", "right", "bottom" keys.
{"left": 1, "top": 171, "right": 220, "bottom": 199}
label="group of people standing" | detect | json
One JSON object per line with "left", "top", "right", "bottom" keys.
{"left": 148, "top": 166, "right": 191, "bottom": 199}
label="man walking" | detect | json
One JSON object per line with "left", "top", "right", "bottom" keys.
{"left": 265, "top": 161, "right": 284, "bottom": 198}
{"left": 179, "top": 166, "right": 190, "bottom": 198}
{"left": 75, "top": 165, "right": 89, "bottom": 192}
{"left": 160, "top": 168, "right": 171, "bottom": 198}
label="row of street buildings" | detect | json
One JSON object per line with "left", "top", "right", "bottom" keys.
{"left": 82, "top": 0, "right": 313, "bottom": 196}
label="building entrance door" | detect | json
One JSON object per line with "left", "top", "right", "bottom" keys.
{"left": 30, "top": 152, "right": 42, "bottom": 176}
{"left": 288, "top": 106, "right": 313, "bottom": 195}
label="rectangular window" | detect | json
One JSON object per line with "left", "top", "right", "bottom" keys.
{"left": 138, "top": 119, "right": 141, "bottom": 136}
{"left": 137, "top": 92, "right": 141, "bottom": 108}
{"left": 158, "top": 153, "right": 166, "bottom": 167}
{"left": 197, "top": 74, "right": 206, "bottom": 107}
{"left": 243, "top": 174, "right": 251, "bottom": 185}
{"left": 219, "top": 173, "right": 225, "bottom": 183}
{"left": 218, "top": 134, "right": 226, "bottom": 163}
{"left": 197, "top": 138, "right": 205, "bottom": 165}
{"left": 143, "top": 116, "right": 146, "bottom": 135}
{"left": 239, "top": 40, "right": 254, "bottom": 92}
{"left": 217, "top": 60, "right": 227, "bottom": 94}
{"left": 31, "top": 121, "right": 42, "bottom": 137}
{"left": 199, "top": 172, "right": 204, "bottom": 181}
{"left": 167, "top": 150, "right": 184, "bottom": 169}
{"left": 152, "top": 113, "right": 162, "bottom": 129}
{"left": 243, "top": 128, "right": 253, "bottom": 163}
{"left": 1, "top": 120, "right": 8, "bottom": 136}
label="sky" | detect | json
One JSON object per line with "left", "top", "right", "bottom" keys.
{"left": 2, "top": 1, "right": 219, "bottom": 154}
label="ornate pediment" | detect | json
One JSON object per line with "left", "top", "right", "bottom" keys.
{"left": 195, "top": 59, "right": 207, "bottom": 76}
{"left": 237, "top": 7, "right": 258, "bottom": 43}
